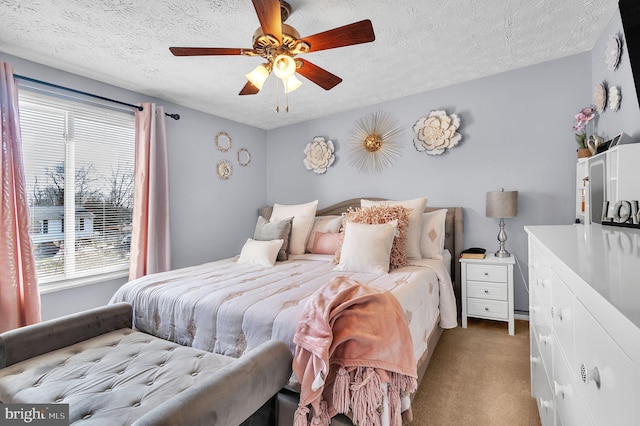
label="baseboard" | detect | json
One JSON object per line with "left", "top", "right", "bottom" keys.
{"left": 514, "top": 310, "right": 529, "bottom": 321}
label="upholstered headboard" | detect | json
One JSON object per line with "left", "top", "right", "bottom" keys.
{"left": 258, "top": 198, "right": 464, "bottom": 318}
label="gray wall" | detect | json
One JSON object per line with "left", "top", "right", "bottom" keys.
{"left": 265, "top": 7, "right": 640, "bottom": 314}
{"left": 4, "top": 5, "right": 640, "bottom": 320}
{"left": 265, "top": 53, "right": 592, "bottom": 314}
{"left": 0, "top": 52, "right": 267, "bottom": 320}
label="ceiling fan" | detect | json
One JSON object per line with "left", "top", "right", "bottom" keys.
{"left": 169, "top": 0, "right": 375, "bottom": 99}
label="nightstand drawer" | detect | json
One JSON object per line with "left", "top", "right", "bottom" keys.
{"left": 466, "top": 264, "right": 508, "bottom": 283}
{"left": 467, "top": 298, "right": 508, "bottom": 319}
{"left": 467, "top": 280, "right": 507, "bottom": 301}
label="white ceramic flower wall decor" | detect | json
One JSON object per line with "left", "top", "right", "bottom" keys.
{"left": 413, "top": 110, "right": 462, "bottom": 155}
{"left": 608, "top": 86, "right": 621, "bottom": 112}
{"left": 605, "top": 34, "right": 622, "bottom": 72}
{"left": 304, "top": 136, "right": 335, "bottom": 174}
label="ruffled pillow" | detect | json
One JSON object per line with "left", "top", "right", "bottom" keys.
{"left": 334, "top": 205, "right": 410, "bottom": 270}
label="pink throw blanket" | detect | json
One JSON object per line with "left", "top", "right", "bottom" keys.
{"left": 293, "top": 276, "right": 418, "bottom": 426}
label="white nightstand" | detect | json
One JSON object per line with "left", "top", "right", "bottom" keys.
{"left": 459, "top": 255, "right": 515, "bottom": 335}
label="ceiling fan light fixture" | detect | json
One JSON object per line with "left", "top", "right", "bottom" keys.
{"left": 273, "top": 54, "right": 296, "bottom": 79}
{"left": 284, "top": 74, "right": 302, "bottom": 93}
{"left": 246, "top": 63, "right": 271, "bottom": 90}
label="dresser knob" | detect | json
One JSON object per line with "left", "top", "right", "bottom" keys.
{"left": 530, "top": 356, "right": 541, "bottom": 365}
{"left": 580, "top": 363, "right": 601, "bottom": 389}
{"left": 538, "top": 333, "right": 552, "bottom": 346}
{"left": 554, "top": 380, "right": 572, "bottom": 399}
{"left": 538, "top": 397, "right": 553, "bottom": 410}
{"left": 551, "top": 306, "right": 562, "bottom": 321}
{"left": 484, "top": 272, "right": 489, "bottom": 276}
{"left": 484, "top": 306, "right": 489, "bottom": 311}
{"left": 484, "top": 289, "right": 489, "bottom": 294}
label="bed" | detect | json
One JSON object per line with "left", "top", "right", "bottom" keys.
{"left": 110, "top": 198, "right": 463, "bottom": 424}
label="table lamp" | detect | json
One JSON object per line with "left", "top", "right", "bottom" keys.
{"left": 486, "top": 188, "right": 518, "bottom": 258}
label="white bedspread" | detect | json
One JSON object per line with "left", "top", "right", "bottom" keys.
{"left": 110, "top": 255, "right": 457, "bottom": 361}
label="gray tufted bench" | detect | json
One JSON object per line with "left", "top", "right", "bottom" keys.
{"left": 0, "top": 303, "right": 292, "bottom": 426}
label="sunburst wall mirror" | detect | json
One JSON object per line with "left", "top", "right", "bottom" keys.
{"left": 347, "top": 111, "right": 403, "bottom": 174}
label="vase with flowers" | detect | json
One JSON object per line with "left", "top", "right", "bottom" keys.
{"left": 573, "top": 106, "right": 597, "bottom": 158}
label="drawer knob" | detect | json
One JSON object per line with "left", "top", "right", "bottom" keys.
{"left": 484, "top": 290, "right": 489, "bottom": 294}
{"left": 551, "top": 306, "right": 565, "bottom": 321}
{"left": 538, "top": 333, "right": 552, "bottom": 346}
{"left": 580, "top": 363, "right": 601, "bottom": 389}
{"left": 484, "top": 272, "right": 489, "bottom": 276}
{"left": 530, "top": 355, "right": 540, "bottom": 365}
{"left": 554, "top": 380, "right": 572, "bottom": 399}
{"left": 484, "top": 306, "right": 489, "bottom": 311}
{"left": 538, "top": 397, "right": 553, "bottom": 410}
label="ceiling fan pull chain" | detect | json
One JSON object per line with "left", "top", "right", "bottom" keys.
{"left": 285, "top": 82, "right": 290, "bottom": 113}
{"left": 275, "top": 79, "right": 278, "bottom": 113}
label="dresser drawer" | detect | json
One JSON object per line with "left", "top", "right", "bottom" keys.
{"left": 553, "top": 340, "right": 595, "bottom": 426}
{"left": 574, "top": 300, "right": 633, "bottom": 426}
{"left": 550, "top": 269, "right": 575, "bottom": 365}
{"left": 466, "top": 280, "right": 507, "bottom": 301}
{"left": 531, "top": 333, "right": 556, "bottom": 426}
{"left": 466, "top": 264, "right": 508, "bottom": 283}
{"left": 467, "top": 298, "right": 508, "bottom": 320}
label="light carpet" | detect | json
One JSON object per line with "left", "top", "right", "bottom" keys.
{"left": 410, "top": 318, "right": 541, "bottom": 426}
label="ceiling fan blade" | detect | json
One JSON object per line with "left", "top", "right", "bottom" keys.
{"left": 252, "top": 0, "right": 283, "bottom": 44}
{"left": 170, "top": 47, "right": 247, "bottom": 56}
{"left": 239, "top": 81, "right": 260, "bottom": 96}
{"left": 301, "top": 19, "right": 375, "bottom": 52}
{"left": 296, "top": 59, "right": 342, "bottom": 90}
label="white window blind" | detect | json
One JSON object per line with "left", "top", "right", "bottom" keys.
{"left": 18, "top": 89, "right": 136, "bottom": 286}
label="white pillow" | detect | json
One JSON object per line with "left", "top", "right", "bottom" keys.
{"left": 361, "top": 197, "right": 427, "bottom": 260}
{"left": 270, "top": 200, "right": 318, "bottom": 255}
{"left": 305, "top": 215, "right": 342, "bottom": 252}
{"left": 237, "top": 238, "right": 284, "bottom": 267}
{"left": 420, "top": 209, "right": 447, "bottom": 260}
{"left": 334, "top": 220, "right": 397, "bottom": 274}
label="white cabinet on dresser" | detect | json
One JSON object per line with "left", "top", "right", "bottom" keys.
{"left": 526, "top": 224, "right": 640, "bottom": 426}
{"left": 460, "top": 255, "right": 515, "bottom": 335}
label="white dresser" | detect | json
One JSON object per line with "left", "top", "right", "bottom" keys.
{"left": 526, "top": 224, "right": 640, "bottom": 426}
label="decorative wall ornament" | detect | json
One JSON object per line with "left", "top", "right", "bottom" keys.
{"left": 303, "top": 136, "right": 335, "bottom": 174}
{"left": 215, "top": 131, "right": 232, "bottom": 152}
{"left": 594, "top": 81, "right": 607, "bottom": 113}
{"left": 347, "top": 111, "right": 403, "bottom": 174}
{"left": 605, "top": 34, "right": 622, "bottom": 71}
{"left": 237, "top": 148, "right": 251, "bottom": 166}
{"left": 413, "top": 110, "right": 462, "bottom": 155}
{"left": 608, "top": 86, "right": 621, "bottom": 111}
{"left": 216, "top": 159, "right": 232, "bottom": 180}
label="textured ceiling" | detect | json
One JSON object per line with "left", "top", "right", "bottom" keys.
{"left": 0, "top": 0, "right": 618, "bottom": 130}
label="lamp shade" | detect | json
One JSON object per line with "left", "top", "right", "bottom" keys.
{"left": 245, "top": 64, "right": 270, "bottom": 90}
{"left": 283, "top": 74, "right": 302, "bottom": 93}
{"left": 486, "top": 189, "right": 518, "bottom": 218}
{"left": 273, "top": 54, "right": 296, "bottom": 79}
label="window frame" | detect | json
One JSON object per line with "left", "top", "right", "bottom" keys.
{"left": 18, "top": 87, "right": 136, "bottom": 291}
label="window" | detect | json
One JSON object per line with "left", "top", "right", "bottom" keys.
{"left": 18, "top": 89, "right": 136, "bottom": 287}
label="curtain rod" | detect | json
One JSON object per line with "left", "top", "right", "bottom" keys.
{"left": 14, "top": 74, "right": 180, "bottom": 120}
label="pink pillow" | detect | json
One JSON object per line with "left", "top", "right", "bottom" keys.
{"left": 311, "top": 232, "right": 341, "bottom": 255}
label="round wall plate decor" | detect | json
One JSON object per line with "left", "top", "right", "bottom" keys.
{"left": 215, "top": 131, "right": 232, "bottom": 152}
{"left": 216, "top": 159, "right": 232, "bottom": 180}
{"left": 237, "top": 148, "right": 251, "bottom": 166}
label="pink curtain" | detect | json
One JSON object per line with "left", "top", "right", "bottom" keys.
{"left": 0, "top": 62, "right": 41, "bottom": 332}
{"left": 129, "top": 103, "right": 171, "bottom": 280}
